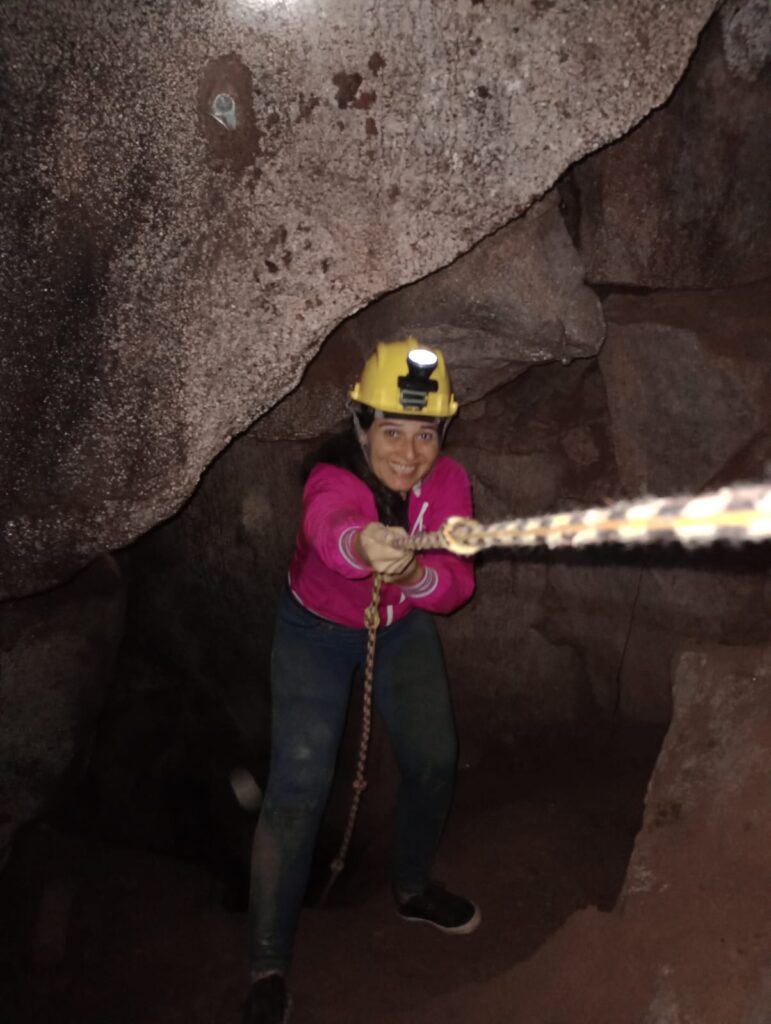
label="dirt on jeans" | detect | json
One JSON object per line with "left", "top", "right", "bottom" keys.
{"left": 0, "top": 749, "right": 654, "bottom": 1024}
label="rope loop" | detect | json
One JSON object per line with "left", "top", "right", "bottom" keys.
{"left": 441, "top": 515, "right": 485, "bottom": 555}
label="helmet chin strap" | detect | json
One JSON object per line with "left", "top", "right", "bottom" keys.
{"left": 352, "top": 409, "right": 373, "bottom": 468}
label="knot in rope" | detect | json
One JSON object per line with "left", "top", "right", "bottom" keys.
{"left": 363, "top": 605, "right": 381, "bottom": 630}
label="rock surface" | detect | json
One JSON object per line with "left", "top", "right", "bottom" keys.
{"left": 253, "top": 191, "right": 604, "bottom": 440}
{"left": 599, "top": 280, "right": 771, "bottom": 497}
{"left": 720, "top": 0, "right": 771, "bottom": 81}
{"left": 381, "top": 642, "right": 771, "bottom": 1023}
{"left": 573, "top": 14, "right": 771, "bottom": 289}
{"left": 0, "top": 557, "right": 125, "bottom": 860}
{"left": 0, "top": 0, "right": 718, "bottom": 597}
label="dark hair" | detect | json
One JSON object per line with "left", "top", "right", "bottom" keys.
{"left": 302, "top": 412, "right": 410, "bottom": 529}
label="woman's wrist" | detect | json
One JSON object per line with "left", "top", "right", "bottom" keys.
{"left": 385, "top": 558, "right": 423, "bottom": 587}
{"left": 352, "top": 529, "right": 371, "bottom": 568}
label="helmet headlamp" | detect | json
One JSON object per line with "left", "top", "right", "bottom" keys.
{"left": 349, "top": 337, "right": 458, "bottom": 418}
{"left": 398, "top": 348, "right": 439, "bottom": 410}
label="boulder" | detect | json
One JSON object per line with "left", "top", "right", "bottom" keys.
{"left": 253, "top": 192, "right": 604, "bottom": 440}
{"left": 720, "top": 0, "right": 771, "bottom": 81}
{"left": 573, "top": 14, "right": 771, "bottom": 289}
{"left": 599, "top": 281, "right": 771, "bottom": 498}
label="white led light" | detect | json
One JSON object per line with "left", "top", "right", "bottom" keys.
{"left": 408, "top": 348, "right": 438, "bottom": 368}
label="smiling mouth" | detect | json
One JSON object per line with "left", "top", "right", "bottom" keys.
{"left": 389, "top": 463, "right": 417, "bottom": 475}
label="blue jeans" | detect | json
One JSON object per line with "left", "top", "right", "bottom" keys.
{"left": 249, "top": 588, "right": 457, "bottom": 975}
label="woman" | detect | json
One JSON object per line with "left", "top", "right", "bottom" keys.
{"left": 244, "top": 338, "right": 478, "bottom": 1024}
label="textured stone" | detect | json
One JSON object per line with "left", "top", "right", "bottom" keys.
{"left": 446, "top": 356, "right": 771, "bottom": 736}
{"left": 720, "top": 0, "right": 771, "bottom": 81}
{"left": 573, "top": 17, "right": 771, "bottom": 289}
{"left": 599, "top": 281, "right": 771, "bottom": 497}
{"left": 0, "top": 0, "right": 718, "bottom": 597}
{"left": 0, "top": 557, "right": 125, "bottom": 860}
{"left": 115, "top": 436, "right": 301, "bottom": 761}
{"left": 253, "top": 191, "right": 604, "bottom": 439}
{"left": 382, "top": 642, "right": 771, "bottom": 1023}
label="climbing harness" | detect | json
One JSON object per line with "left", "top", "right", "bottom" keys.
{"left": 319, "top": 481, "right": 771, "bottom": 903}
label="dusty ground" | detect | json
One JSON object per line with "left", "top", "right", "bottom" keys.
{"left": 1, "top": 747, "right": 655, "bottom": 1024}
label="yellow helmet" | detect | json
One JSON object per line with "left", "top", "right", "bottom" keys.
{"left": 349, "top": 337, "right": 458, "bottom": 418}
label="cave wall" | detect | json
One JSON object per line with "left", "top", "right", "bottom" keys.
{"left": 0, "top": 5, "right": 770, "bottom": 1019}
{"left": 573, "top": 6, "right": 771, "bottom": 289}
{"left": 73, "top": 9, "right": 771, "bottom": 845}
{"left": 4, "top": 4, "right": 770, "bottom": 862}
{"left": 0, "top": 558, "right": 125, "bottom": 860}
{"left": 0, "top": 0, "right": 720, "bottom": 598}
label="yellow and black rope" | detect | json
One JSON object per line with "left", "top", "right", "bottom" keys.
{"left": 406, "top": 483, "right": 771, "bottom": 556}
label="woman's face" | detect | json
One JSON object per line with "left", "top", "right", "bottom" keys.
{"left": 366, "top": 417, "right": 441, "bottom": 495}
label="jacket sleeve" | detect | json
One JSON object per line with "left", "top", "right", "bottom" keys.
{"left": 301, "top": 465, "right": 374, "bottom": 579}
{"left": 400, "top": 461, "right": 475, "bottom": 615}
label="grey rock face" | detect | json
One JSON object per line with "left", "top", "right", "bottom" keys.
{"left": 720, "top": 0, "right": 771, "bottom": 81}
{"left": 254, "top": 190, "right": 604, "bottom": 440}
{"left": 0, "top": 0, "right": 718, "bottom": 597}
{"left": 0, "top": 557, "right": 125, "bottom": 860}
{"left": 573, "top": 17, "right": 771, "bottom": 289}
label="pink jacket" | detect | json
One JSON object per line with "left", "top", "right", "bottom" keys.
{"left": 288, "top": 456, "right": 475, "bottom": 628}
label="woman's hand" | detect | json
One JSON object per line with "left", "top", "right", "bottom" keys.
{"left": 355, "top": 523, "right": 415, "bottom": 577}
{"left": 381, "top": 557, "right": 422, "bottom": 587}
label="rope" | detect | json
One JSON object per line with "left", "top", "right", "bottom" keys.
{"left": 317, "top": 573, "right": 382, "bottom": 907}
{"left": 401, "top": 482, "right": 771, "bottom": 556}
{"left": 318, "top": 480, "right": 771, "bottom": 901}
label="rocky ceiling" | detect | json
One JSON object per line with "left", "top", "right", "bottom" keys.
{"left": 0, "top": 0, "right": 722, "bottom": 599}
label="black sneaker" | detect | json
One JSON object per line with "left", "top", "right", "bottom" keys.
{"left": 396, "top": 882, "right": 481, "bottom": 934}
{"left": 242, "top": 973, "right": 291, "bottom": 1024}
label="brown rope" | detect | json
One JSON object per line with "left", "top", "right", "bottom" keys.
{"left": 317, "top": 573, "right": 382, "bottom": 907}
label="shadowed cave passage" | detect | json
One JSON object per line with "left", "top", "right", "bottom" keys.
{"left": 0, "top": 727, "right": 660, "bottom": 1024}
{"left": 1, "top": 3, "right": 770, "bottom": 1022}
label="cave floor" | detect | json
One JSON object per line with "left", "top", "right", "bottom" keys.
{"left": 1, "top": 748, "right": 655, "bottom": 1024}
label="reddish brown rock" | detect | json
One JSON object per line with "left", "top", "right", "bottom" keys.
{"left": 573, "top": 17, "right": 771, "bottom": 289}
{"left": 599, "top": 280, "right": 771, "bottom": 498}
{"left": 381, "top": 642, "right": 771, "bottom": 1023}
